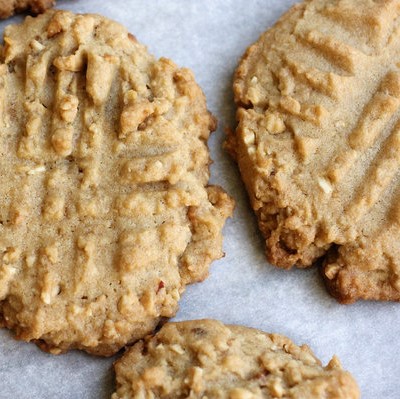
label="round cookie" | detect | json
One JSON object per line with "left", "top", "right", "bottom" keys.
{"left": 112, "top": 319, "right": 360, "bottom": 399}
{"left": 228, "top": 0, "right": 400, "bottom": 303}
{"left": 0, "top": 10, "right": 234, "bottom": 355}
{"left": 0, "top": 0, "right": 54, "bottom": 19}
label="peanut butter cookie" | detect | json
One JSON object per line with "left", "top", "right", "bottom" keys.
{"left": 228, "top": 0, "right": 400, "bottom": 303}
{"left": 0, "top": 10, "right": 233, "bottom": 355}
{"left": 112, "top": 319, "right": 360, "bottom": 399}
{"left": 0, "top": 0, "right": 54, "bottom": 19}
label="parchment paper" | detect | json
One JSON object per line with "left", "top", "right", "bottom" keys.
{"left": 0, "top": 1, "right": 398, "bottom": 398}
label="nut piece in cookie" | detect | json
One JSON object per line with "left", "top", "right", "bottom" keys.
{"left": 228, "top": 0, "right": 400, "bottom": 303}
{"left": 0, "top": 10, "right": 234, "bottom": 355}
{"left": 112, "top": 319, "right": 360, "bottom": 399}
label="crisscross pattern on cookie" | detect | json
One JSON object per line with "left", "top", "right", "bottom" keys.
{"left": 231, "top": 0, "right": 400, "bottom": 302}
{"left": 0, "top": 10, "right": 233, "bottom": 355}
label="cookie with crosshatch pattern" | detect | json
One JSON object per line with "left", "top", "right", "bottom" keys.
{"left": 112, "top": 319, "right": 360, "bottom": 399}
{"left": 0, "top": 0, "right": 54, "bottom": 19}
{"left": 0, "top": 10, "right": 233, "bottom": 355}
{"left": 227, "top": 0, "right": 400, "bottom": 303}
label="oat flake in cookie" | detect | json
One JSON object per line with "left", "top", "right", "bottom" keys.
{"left": 228, "top": 0, "right": 400, "bottom": 303}
{"left": 0, "top": 10, "right": 234, "bottom": 355}
{"left": 112, "top": 319, "right": 360, "bottom": 399}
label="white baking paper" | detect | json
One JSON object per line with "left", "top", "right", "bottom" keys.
{"left": 0, "top": 1, "right": 399, "bottom": 397}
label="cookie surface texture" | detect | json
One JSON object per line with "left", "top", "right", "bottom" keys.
{"left": 0, "top": 10, "right": 234, "bottom": 355}
{"left": 112, "top": 319, "right": 360, "bottom": 399}
{"left": 229, "top": 0, "right": 400, "bottom": 303}
{"left": 0, "top": 0, "right": 54, "bottom": 19}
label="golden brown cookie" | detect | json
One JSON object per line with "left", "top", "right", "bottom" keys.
{"left": 228, "top": 0, "right": 400, "bottom": 303}
{"left": 112, "top": 319, "right": 360, "bottom": 399}
{"left": 0, "top": 0, "right": 54, "bottom": 19}
{"left": 0, "top": 10, "right": 234, "bottom": 355}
